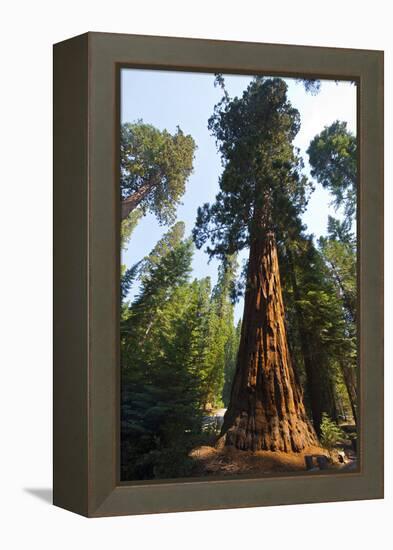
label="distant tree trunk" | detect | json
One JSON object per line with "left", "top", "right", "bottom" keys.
{"left": 121, "top": 178, "right": 157, "bottom": 220}
{"left": 340, "top": 363, "right": 357, "bottom": 423}
{"left": 287, "top": 249, "right": 338, "bottom": 435}
{"left": 326, "top": 257, "right": 356, "bottom": 324}
{"left": 221, "top": 231, "right": 318, "bottom": 452}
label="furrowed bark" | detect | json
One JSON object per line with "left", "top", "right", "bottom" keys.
{"left": 221, "top": 231, "right": 318, "bottom": 452}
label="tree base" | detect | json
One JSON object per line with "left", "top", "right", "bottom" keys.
{"left": 221, "top": 410, "right": 318, "bottom": 453}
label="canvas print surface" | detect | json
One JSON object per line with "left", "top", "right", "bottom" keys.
{"left": 120, "top": 70, "right": 358, "bottom": 481}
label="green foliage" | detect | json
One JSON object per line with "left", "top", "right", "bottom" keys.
{"left": 318, "top": 218, "right": 357, "bottom": 422}
{"left": 279, "top": 236, "right": 349, "bottom": 426}
{"left": 334, "top": 367, "right": 355, "bottom": 421}
{"left": 121, "top": 208, "right": 143, "bottom": 250}
{"left": 326, "top": 215, "right": 354, "bottom": 244}
{"left": 320, "top": 413, "right": 345, "bottom": 452}
{"left": 296, "top": 78, "right": 321, "bottom": 95}
{"left": 222, "top": 319, "right": 242, "bottom": 406}
{"left": 120, "top": 225, "right": 239, "bottom": 479}
{"left": 200, "top": 257, "right": 238, "bottom": 408}
{"left": 193, "top": 76, "right": 312, "bottom": 260}
{"left": 121, "top": 121, "right": 196, "bottom": 224}
{"left": 319, "top": 218, "right": 357, "bottom": 324}
{"left": 306, "top": 119, "right": 358, "bottom": 424}
{"left": 121, "top": 261, "right": 141, "bottom": 303}
{"left": 121, "top": 230, "right": 201, "bottom": 479}
{"left": 137, "top": 221, "right": 186, "bottom": 282}
{"left": 307, "top": 120, "right": 357, "bottom": 222}
{"left": 278, "top": 117, "right": 358, "bottom": 431}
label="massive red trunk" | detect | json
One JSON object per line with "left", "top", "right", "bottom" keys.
{"left": 221, "top": 231, "right": 318, "bottom": 452}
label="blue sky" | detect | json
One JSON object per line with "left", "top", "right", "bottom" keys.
{"left": 121, "top": 69, "right": 357, "bottom": 321}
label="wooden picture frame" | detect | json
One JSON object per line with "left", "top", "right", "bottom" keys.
{"left": 53, "top": 32, "right": 384, "bottom": 517}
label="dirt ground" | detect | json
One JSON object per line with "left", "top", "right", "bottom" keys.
{"left": 189, "top": 444, "right": 336, "bottom": 476}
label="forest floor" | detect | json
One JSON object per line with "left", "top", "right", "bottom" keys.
{"left": 195, "top": 409, "right": 357, "bottom": 476}
{"left": 189, "top": 444, "right": 333, "bottom": 476}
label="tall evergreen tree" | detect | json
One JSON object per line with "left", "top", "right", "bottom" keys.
{"left": 121, "top": 122, "right": 196, "bottom": 222}
{"left": 318, "top": 219, "right": 357, "bottom": 422}
{"left": 222, "top": 319, "right": 242, "bottom": 407}
{"left": 121, "top": 208, "right": 143, "bottom": 249}
{"left": 319, "top": 217, "right": 356, "bottom": 324}
{"left": 121, "top": 226, "right": 203, "bottom": 479}
{"left": 307, "top": 120, "right": 357, "bottom": 223}
{"left": 200, "top": 257, "right": 238, "bottom": 409}
{"left": 194, "top": 77, "right": 317, "bottom": 452}
{"left": 308, "top": 120, "right": 358, "bottom": 423}
{"left": 280, "top": 237, "right": 345, "bottom": 434}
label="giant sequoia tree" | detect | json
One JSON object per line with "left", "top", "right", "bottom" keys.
{"left": 193, "top": 77, "right": 318, "bottom": 452}
{"left": 121, "top": 122, "right": 196, "bottom": 222}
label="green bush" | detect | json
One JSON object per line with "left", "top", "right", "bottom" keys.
{"left": 320, "top": 413, "right": 345, "bottom": 453}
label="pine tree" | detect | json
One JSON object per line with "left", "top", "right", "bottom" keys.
{"left": 222, "top": 319, "right": 242, "bottom": 407}
{"left": 200, "top": 257, "right": 238, "bottom": 409}
{"left": 121, "top": 208, "right": 143, "bottom": 250}
{"left": 121, "top": 225, "right": 203, "bottom": 479}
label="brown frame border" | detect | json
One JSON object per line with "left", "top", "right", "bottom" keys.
{"left": 53, "top": 32, "right": 384, "bottom": 517}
